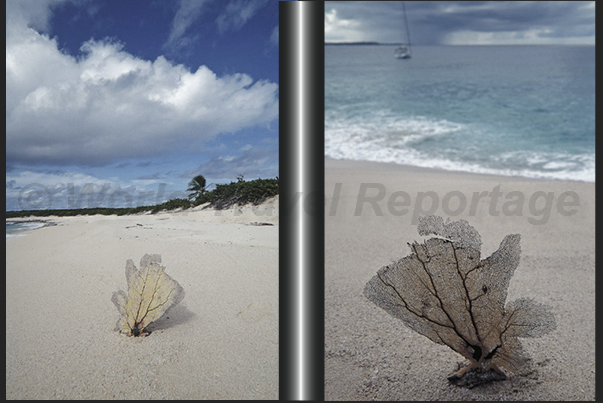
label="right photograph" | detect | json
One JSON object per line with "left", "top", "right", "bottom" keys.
{"left": 324, "top": 1, "right": 595, "bottom": 401}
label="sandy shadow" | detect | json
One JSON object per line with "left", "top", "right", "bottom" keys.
{"left": 146, "top": 303, "right": 195, "bottom": 333}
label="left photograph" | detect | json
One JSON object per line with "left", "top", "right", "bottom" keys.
{"left": 6, "top": 0, "right": 279, "bottom": 399}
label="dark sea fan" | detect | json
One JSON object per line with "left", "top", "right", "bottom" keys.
{"left": 364, "top": 216, "right": 555, "bottom": 388}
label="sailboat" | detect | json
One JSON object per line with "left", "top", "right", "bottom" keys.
{"left": 394, "top": 1, "right": 412, "bottom": 59}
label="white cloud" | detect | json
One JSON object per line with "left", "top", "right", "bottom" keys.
{"left": 324, "top": 8, "right": 364, "bottom": 42}
{"left": 444, "top": 28, "right": 595, "bottom": 46}
{"left": 164, "top": 0, "right": 210, "bottom": 53}
{"left": 216, "top": 0, "right": 269, "bottom": 34}
{"left": 185, "top": 144, "right": 278, "bottom": 181}
{"left": 5, "top": 0, "right": 70, "bottom": 34}
{"left": 6, "top": 1, "right": 279, "bottom": 167}
{"left": 270, "top": 25, "right": 279, "bottom": 46}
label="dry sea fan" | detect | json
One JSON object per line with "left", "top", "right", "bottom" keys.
{"left": 112, "top": 254, "right": 185, "bottom": 337}
{"left": 364, "top": 216, "right": 555, "bottom": 388}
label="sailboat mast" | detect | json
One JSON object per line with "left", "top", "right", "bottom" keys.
{"left": 402, "top": 1, "right": 411, "bottom": 52}
{"left": 394, "top": 1, "right": 412, "bottom": 59}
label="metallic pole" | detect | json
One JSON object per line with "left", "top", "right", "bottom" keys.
{"left": 279, "top": 1, "right": 325, "bottom": 400}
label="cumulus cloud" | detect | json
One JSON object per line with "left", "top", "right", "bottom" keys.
{"left": 5, "top": 0, "right": 70, "bottom": 34}
{"left": 6, "top": 1, "right": 279, "bottom": 167}
{"left": 216, "top": 0, "right": 269, "bottom": 33}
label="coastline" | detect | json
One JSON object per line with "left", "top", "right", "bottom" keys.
{"left": 325, "top": 158, "right": 595, "bottom": 400}
{"left": 5, "top": 219, "right": 57, "bottom": 238}
{"left": 6, "top": 198, "right": 279, "bottom": 399}
{"left": 325, "top": 157, "right": 593, "bottom": 183}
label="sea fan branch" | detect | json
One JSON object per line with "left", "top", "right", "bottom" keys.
{"left": 364, "top": 216, "right": 556, "bottom": 388}
{"left": 112, "top": 254, "right": 185, "bottom": 337}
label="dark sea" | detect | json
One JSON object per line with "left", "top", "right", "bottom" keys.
{"left": 325, "top": 45, "right": 595, "bottom": 182}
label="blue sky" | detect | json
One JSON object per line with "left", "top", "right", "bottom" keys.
{"left": 6, "top": 0, "right": 280, "bottom": 211}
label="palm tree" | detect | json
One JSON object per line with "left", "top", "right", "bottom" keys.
{"left": 187, "top": 175, "right": 208, "bottom": 200}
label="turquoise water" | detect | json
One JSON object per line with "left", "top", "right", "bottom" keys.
{"left": 6, "top": 221, "right": 50, "bottom": 239}
{"left": 325, "top": 45, "right": 595, "bottom": 181}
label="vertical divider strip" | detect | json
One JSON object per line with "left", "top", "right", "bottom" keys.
{"left": 279, "top": 1, "right": 325, "bottom": 400}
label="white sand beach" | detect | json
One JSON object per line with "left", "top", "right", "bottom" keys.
{"left": 6, "top": 198, "right": 279, "bottom": 399}
{"left": 325, "top": 158, "right": 595, "bottom": 401}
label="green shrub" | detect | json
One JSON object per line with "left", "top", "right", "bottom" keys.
{"left": 202, "top": 177, "right": 279, "bottom": 209}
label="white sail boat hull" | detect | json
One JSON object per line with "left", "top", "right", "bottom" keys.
{"left": 395, "top": 45, "right": 411, "bottom": 59}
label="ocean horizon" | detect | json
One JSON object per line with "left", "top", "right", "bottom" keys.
{"left": 325, "top": 45, "right": 595, "bottom": 182}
